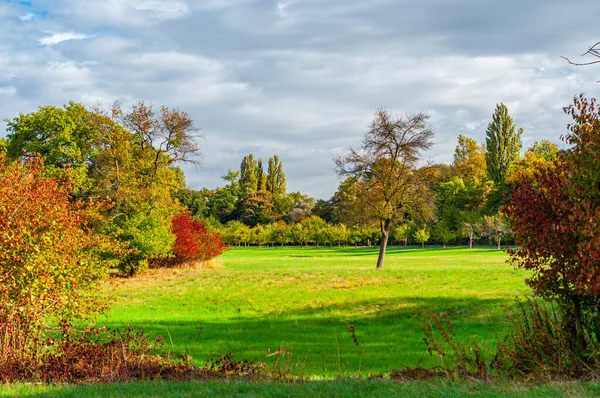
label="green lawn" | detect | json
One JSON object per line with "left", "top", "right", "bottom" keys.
{"left": 5, "top": 379, "right": 600, "bottom": 398}
{"left": 98, "top": 245, "right": 527, "bottom": 378}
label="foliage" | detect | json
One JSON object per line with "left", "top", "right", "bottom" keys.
{"left": 453, "top": 135, "right": 487, "bottom": 183}
{"left": 4, "top": 101, "right": 200, "bottom": 275}
{"left": 171, "top": 212, "right": 228, "bottom": 265}
{"left": 5, "top": 101, "right": 103, "bottom": 195}
{"left": 504, "top": 94, "right": 600, "bottom": 351}
{"left": 0, "top": 155, "right": 114, "bottom": 358}
{"left": 287, "top": 194, "right": 316, "bottom": 224}
{"left": 413, "top": 228, "right": 430, "bottom": 248}
{"left": 485, "top": 103, "right": 523, "bottom": 185}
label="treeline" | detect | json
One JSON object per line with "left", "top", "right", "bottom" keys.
{"left": 179, "top": 103, "right": 558, "bottom": 250}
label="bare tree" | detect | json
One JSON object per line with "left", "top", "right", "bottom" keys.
{"left": 112, "top": 101, "right": 203, "bottom": 177}
{"left": 335, "top": 109, "right": 434, "bottom": 269}
{"left": 562, "top": 42, "right": 600, "bottom": 66}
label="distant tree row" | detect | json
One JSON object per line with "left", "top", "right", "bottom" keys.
{"left": 181, "top": 103, "right": 558, "bottom": 268}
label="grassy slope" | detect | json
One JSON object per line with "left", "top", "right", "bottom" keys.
{"left": 99, "top": 246, "right": 527, "bottom": 377}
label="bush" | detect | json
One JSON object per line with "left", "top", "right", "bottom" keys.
{"left": 495, "top": 298, "right": 600, "bottom": 380}
{"left": 171, "top": 212, "right": 228, "bottom": 266}
{"left": 0, "top": 155, "right": 112, "bottom": 359}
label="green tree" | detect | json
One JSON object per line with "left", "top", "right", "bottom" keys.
{"left": 335, "top": 109, "right": 434, "bottom": 269}
{"left": 239, "top": 154, "right": 258, "bottom": 196}
{"left": 485, "top": 103, "right": 523, "bottom": 185}
{"left": 240, "top": 190, "right": 275, "bottom": 226}
{"left": 413, "top": 228, "right": 430, "bottom": 248}
{"left": 5, "top": 101, "right": 104, "bottom": 195}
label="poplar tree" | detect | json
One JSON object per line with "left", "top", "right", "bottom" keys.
{"left": 485, "top": 103, "right": 523, "bottom": 184}
{"left": 239, "top": 154, "right": 258, "bottom": 195}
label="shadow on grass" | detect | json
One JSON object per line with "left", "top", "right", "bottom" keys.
{"left": 97, "top": 295, "right": 511, "bottom": 377}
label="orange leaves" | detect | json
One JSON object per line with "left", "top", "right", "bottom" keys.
{"left": 0, "top": 154, "right": 112, "bottom": 354}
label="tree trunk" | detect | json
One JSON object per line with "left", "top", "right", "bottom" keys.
{"left": 376, "top": 219, "right": 391, "bottom": 269}
{"left": 404, "top": 238, "right": 408, "bottom": 246}
{"left": 573, "top": 297, "right": 587, "bottom": 351}
{"left": 497, "top": 235, "right": 501, "bottom": 250}
{"left": 469, "top": 235, "right": 473, "bottom": 249}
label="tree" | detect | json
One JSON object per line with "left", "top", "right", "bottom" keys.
{"left": 504, "top": 95, "right": 600, "bottom": 350}
{"left": 453, "top": 135, "right": 487, "bottom": 183}
{"left": 239, "top": 154, "right": 258, "bottom": 196}
{"left": 240, "top": 190, "right": 275, "bottom": 226}
{"left": 335, "top": 109, "right": 434, "bottom": 269}
{"left": 485, "top": 103, "right": 523, "bottom": 185}
{"left": 506, "top": 140, "right": 560, "bottom": 185}
{"left": 562, "top": 42, "right": 600, "bottom": 67}
{"left": 461, "top": 221, "right": 478, "bottom": 249}
{"left": 301, "top": 215, "right": 327, "bottom": 247}
{"left": 287, "top": 194, "right": 316, "bottom": 223}
{"left": 432, "top": 222, "right": 456, "bottom": 248}
{"left": 5, "top": 101, "right": 201, "bottom": 275}
{"left": 313, "top": 199, "right": 337, "bottom": 223}
{"left": 413, "top": 228, "right": 430, "bottom": 249}
{"left": 112, "top": 101, "right": 202, "bottom": 179}
{"left": 5, "top": 101, "right": 105, "bottom": 195}
{"left": 393, "top": 223, "right": 412, "bottom": 246}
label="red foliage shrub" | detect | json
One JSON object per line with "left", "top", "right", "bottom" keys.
{"left": 171, "top": 212, "right": 227, "bottom": 264}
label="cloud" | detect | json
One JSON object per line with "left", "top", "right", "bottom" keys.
{"left": 38, "top": 31, "right": 92, "bottom": 45}
{"left": 1, "top": 0, "right": 599, "bottom": 199}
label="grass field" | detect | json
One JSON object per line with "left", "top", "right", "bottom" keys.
{"left": 6, "top": 379, "right": 600, "bottom": 397}
{"left": 98, "top": 245, "right": 527, "bottom": 377}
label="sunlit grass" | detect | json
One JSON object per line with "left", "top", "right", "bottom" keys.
{"left": 98, "top": 245, "right": 527, "bottom": 377}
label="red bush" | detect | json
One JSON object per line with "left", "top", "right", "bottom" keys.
{"left": 171, "top": 212, "right": 227, "bottom": 264}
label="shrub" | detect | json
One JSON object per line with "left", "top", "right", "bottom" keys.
{"left": 494, "top": 298, "right": 600, "bottom": 380}
{"left": 0, "top": 155, "right": 112, "bottom": 359}
{"left": 171, "top": 212, "right": 228, "bottom": 265}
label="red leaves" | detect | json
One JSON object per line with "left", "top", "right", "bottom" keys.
{"left": 171, "top": 212, "right": 227, "bottom": 264}
{"left": 506, "top": 94, "right": 600, "bottom": 301}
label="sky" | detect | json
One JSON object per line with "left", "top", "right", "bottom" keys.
{"left": 1, "top": 0, "right": 599, "bottom": 199}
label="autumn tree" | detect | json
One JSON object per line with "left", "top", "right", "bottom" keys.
{"left": 336, "top": 109, "right": 434, "bottom": 269}
{"left": 505, "top": 95, "right": 600, "bottom": 350}
{"left": 453, "top": 135, "right": 487, "bottom": 183}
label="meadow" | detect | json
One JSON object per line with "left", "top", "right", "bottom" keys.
{"left": 100, "top": 245, "right": 526, "bottom": 377}
{"left": 12, "top": 246, "right": 600, "bottom": 397}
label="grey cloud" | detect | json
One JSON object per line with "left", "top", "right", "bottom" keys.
{"left": 0, "top": 0, "right": 599, "bottom": 199}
